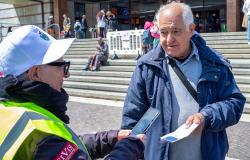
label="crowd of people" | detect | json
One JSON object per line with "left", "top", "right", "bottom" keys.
{"left": 1, "top": 2, "right": 246, "bottom": 160}
{"left": 45, "top": 10, "right": 119, "bottom": 39}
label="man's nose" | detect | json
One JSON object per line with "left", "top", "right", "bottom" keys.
{"left": 166, "top": 33, "right": 175, "bottom": 43}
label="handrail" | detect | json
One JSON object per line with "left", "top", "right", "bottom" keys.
{"left": 44, "top": 23, "right": 61, "bottom": 39}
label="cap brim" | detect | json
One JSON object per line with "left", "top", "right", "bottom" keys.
{"left": 42, "top": 38, "right": 75, "bottom": 64}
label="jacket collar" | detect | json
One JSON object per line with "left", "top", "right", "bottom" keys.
{"left": 191, "top": 33, "right": 231, "bottom": 68}
{"left": 138, "top": 43, "right": 166, "bottom": 70}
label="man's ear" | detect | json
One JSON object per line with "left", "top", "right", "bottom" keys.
{"left": 27, "top": 66, "right": 40, "bottom": 81}
{"left": 189, "top": 23, "right": 196, "bottom": 33}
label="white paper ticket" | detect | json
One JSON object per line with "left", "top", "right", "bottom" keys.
{"left": 160, "top": 123, "right": 199, "bottom": 143}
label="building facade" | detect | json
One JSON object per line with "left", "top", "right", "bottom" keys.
{"left": 0, "top": 0, "right": 245, "bottom": 39}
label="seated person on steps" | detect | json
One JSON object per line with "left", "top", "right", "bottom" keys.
{"left": 83, "top": 37, "right": 109, "bottom": 71}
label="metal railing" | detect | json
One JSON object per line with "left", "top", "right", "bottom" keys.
{"left": 106, "top": 29, "right": 144, "bottom": 57}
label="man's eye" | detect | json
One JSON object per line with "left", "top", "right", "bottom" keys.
{"left": 160, "top": 31, "right": 168, "bottom": 35}
{"left": 173, "top": 30, "right": 179, "bottom": 34}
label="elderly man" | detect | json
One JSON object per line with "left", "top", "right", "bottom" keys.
{"left": 121, "top": 2, "right": 245, "bottom": 160}
{"left": 0, "top": 25, "right": 144, "bottom": 159}
{"left": 83, "top": 37, "right": 108, "bottom": 71}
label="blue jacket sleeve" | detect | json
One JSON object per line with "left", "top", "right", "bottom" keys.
{"left": 200, "top": 66, "right": 246, "bottom": 132}
{"left": 121, "top": 63, "right": 149, "bottom": 129}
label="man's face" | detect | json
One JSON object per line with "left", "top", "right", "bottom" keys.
{"left": 98, "top": 39, "right": 102, "bottom": 45}
{"left": 159, "top": 8, "right": 194, "bottom": 59}
{"left": 38, "top": 58, "right": 69, "bottom": 92}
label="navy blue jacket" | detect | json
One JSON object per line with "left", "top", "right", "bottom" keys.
{"left": 121, "top": 33, "right": 245, "bottom": 160}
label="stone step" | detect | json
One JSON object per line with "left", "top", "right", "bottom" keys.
{"left": 204, "top": 36, "right": 247, "bottom": 41}
{"left": 69, "top": 59, "right": 136, "bottom": 66}
{"left": 235, "top": 76, "right": 250, "bottom": 84}
{"left": 68, "top": 59, "right": 250, "bottom": 67}
{"left": 206, "top": 40, "right": 247, "bottom": 45}
{"left": 64, "top": 81, "right": 128, "bottom": 92}
{"left": 71, "top": 65, "right": 136, "bottom": 72}
{"left": 68, "top": 47, "right": 97, "bottom": 51}
{"left": 70, "top": 45, "right": 97, "bottom": 49}
{"left": 217, "top": 49, "right": 250, "bottom": 54}
{"left": 64, "top": 54, "right": 91, "bottom": 58}
{"left": 244, "top": 103, "right": 250, "bottom": 114}
{"left": 65, "top": 88, "right": 125, "bottom": 101}
{"left": 232, "top": 68, "right": 250, "bottom": 75}
{"left": 73, "top": 40, "right": 98, "bottom": 43}
{"left": 66, "top": 51, "right": 94, "bottom": 55}
{"left": 244, "top": 93, "right": 250, "bottom": 103}
{"left": 69, "top": 66, "right": 249, "bottom": 74}
{"left": 67, "top": 75, "right": 131, "bottom": 85}
{"left": 209, "top": 44, "right": 250, "bottom": 49}
{"left": 65, "top": 76, "right": 250, "bottom": 94}
{"left": 70, "top": 68, "right": 249, "bottom": 79}
{"left": 223, "top": 54, "right": 250, "bottom": 59}
{"left": 75, "top": 38, "right": 107, "bottom": 41}
{"left": 69, "top": 70, "right": 132, "bottom": 78}
{"left": 201, "top": 32, "right": 246, "bottom": 37}
{"left": 238, "top": 84, "right": 250, "bottom": 93}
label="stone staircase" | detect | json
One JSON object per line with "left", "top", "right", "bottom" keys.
{"left": 63, "top": 32, "right": 250, "bottom": 113}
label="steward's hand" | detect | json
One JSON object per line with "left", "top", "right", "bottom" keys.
{"left": 118, "top": 130, "right": 131, "bottom": 141}
{"left": 118, "top": 130, "right": 146, "bottom": 142}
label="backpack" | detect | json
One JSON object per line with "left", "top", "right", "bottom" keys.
{"left": 142, "top": 29, "right": 154, "bottom": 47}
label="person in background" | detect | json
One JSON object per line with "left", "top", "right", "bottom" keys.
{"left": 6, "top": 26, "right": 13, "bottom": 36}
{"left": 0, "top": 25, "right": 145, "bottom": 160}
{"left": 150, "top": 19, "right": 160, "bottom": 48}
{"left": 121, "top": 2, "right": 245, "bottom": 160}
{"left": 140, "top": 21, "right": 154, "bottom": 55}
{"left": 243, "top": 0, "right": 250, "bottom": 44}
{"left": 74, "top": 20, "right": 82, "bottom": 39}
{"left": 46, "top": 15, "right": 56, "bottom": 38}
{"left": 63, "top": 14, "right": 71, "bottom": 38}
{"left": 89, "top": 25, "right": 97, "bottom": 38}
{"left": 81, "top": 15, "right": 88, "bottom": 39}
{"left": 106, "top": 11, "right": 119, "bottom": 32}
{"left": 83, "top": 37, "right": 108, "bottom": 71}
{"left": 210, "top": 13, "right": 220, "bottom": 32}
{"left": 96, "top": 10, "right": 106, "bottom": 38}
{"left": 194, "top": 13, "right": 201, "bottom": 33}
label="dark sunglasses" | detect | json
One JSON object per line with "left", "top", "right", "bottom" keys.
{"left": 47, "top": 61, "right": 70, "bottom": 75}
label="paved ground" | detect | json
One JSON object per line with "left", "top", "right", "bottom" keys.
{"left": 67, "top": 100, "right": 250, "bottom": 160}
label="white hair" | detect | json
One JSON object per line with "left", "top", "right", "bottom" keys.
{"left": 156, "top": 2, "right": 194, "bottom": 29}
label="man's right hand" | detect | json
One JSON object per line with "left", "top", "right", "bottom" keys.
{"left": 118, "top": 130, "right": 146, "bottom": 142}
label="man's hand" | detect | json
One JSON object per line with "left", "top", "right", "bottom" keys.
{"left": 118, "top": 130, "right": 146, "bottom": 142}
{"left": 118, "top": 130, "right": 131, "bottom": 141}
{"left": 185, "top": 113, "right": 205, "bottom": 135}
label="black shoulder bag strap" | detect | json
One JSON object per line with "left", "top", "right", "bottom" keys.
{"left": 168, "top": 58, "right": 198, "bottom": 102}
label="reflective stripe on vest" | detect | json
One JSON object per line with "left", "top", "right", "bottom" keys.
{"left": 0, "top": 101, "right": 91, "bottom": 160}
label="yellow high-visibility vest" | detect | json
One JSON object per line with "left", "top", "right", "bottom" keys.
{"left": 0, "top": 100, "right": 91, "bottom": 160}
